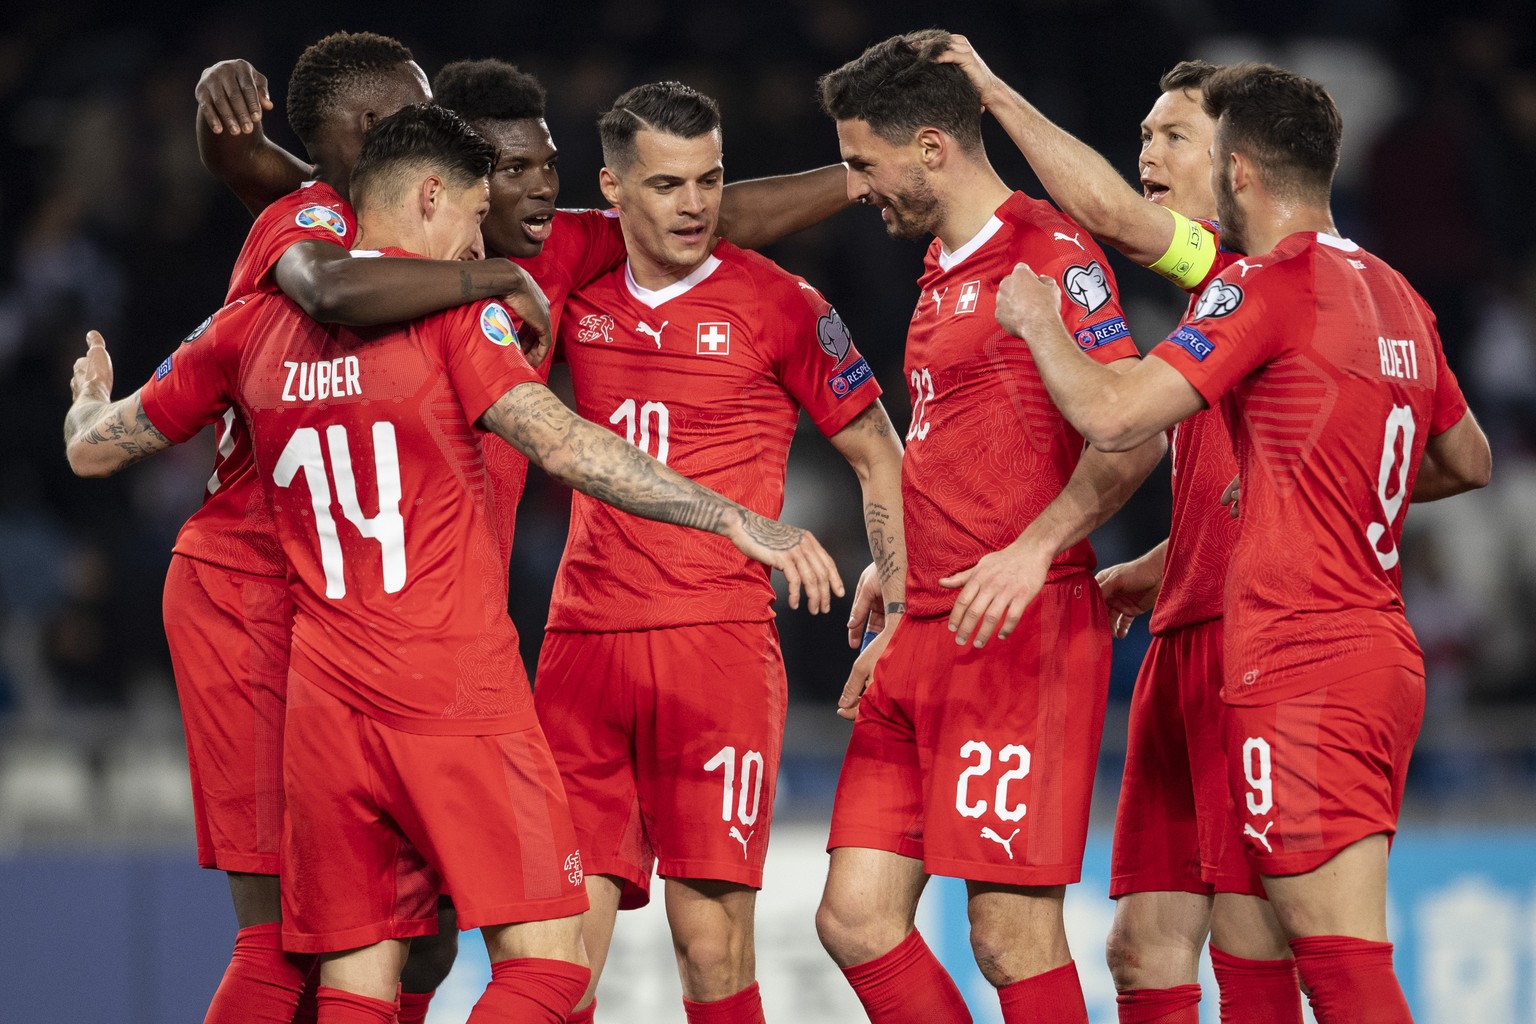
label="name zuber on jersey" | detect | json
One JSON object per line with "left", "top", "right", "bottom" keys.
{"left": 282, "top": 356, "right": 362, "bottom": 402}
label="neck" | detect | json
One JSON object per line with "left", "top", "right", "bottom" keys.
{"left": 624, "top": 238, "right": 711, "bottom": 290}
{"left": 353, "top": 209, "right": 427, "bottom": 256}
{"left": 932, "top": 156, "right": 1013, "bottom": 253}
{"left": 1243, "top": 197, "right": 1337, "bottom": 257}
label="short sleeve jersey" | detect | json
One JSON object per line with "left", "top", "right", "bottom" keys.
{"left": 1150, "top": 232, "right": 1469, "bottom": 704}
{"left": 548, "top": 240, "right": 881, "bottom": 631}
{"left": 140, "top": 253, "right": 544, "bottom": 734}
{"left": 480, "top": 208, "right": 631, "bottom": 561}
{"left": 1152, "top": 219, "right": 1244, "bottom": 634}
{"left": 159, "top": 181, "right": 356, "bottom": 579}
{"left": 902, "top": 192, "right": 1139, "bottom": 618}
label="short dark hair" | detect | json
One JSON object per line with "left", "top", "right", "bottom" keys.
{"left": 1159, "top": 59, "right": 1223, "bottom": 94}
{"left": 598, "top": 81, "right": 721, "bottom": 171}
{"left": 1202, "top": 62, "right": 1342, "bottom": 200}
{"left": 817, "top": 29, "right": 983, "bottom": 152}
{"left": 287, "top": 31, "right": 416, "bottom": 147}
{"left": 433, "top": 59, "right": 547, "bottom": 123}
{"left": 349, "top": 104, "right": 495, "bottom": 210}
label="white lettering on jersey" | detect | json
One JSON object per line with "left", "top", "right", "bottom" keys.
{"left": 1377, "top": 337, "right": 1420, "bottom": 381}
{"left": 281, "top": 357, "right": 362, "bottom": 402}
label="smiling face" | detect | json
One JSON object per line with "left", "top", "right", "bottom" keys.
{"left": 600, "top": 127, "right": 723, "bottom": 286}
{"left": 835, "top": 117, "right": 942, "bottom": 241}
{"left": 474, "top": 117, "right": 560, "bottom": 259}
{"left": 427, "top": 175, "right": 491, "bottom": 261}
{"left": 1138, "top": 87, "right": 1216, "bottom": 222}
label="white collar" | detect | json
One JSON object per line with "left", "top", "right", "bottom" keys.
{"left": 938, "top": 216, "right": 1005, "bottom": 272}
{"left": 1315, "top": 232, "right": 1360, "bottom": 252}
{"left": 624, "top": 255, "right": 723, "bottom": 308}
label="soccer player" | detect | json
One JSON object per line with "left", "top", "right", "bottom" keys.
{"left": 933, "top": 37, "right": 1301, "bottom": 1023}
{"left": 814, "top": 30, "right": 1165, "bottom": 1024}
{"left": 990, "top": 64, "right": 1491, "bottom": 1024}
{"left": 173, "top": 32, "right": 550, "bottom": 1024}
{"left": 64, "top": 102, "right": 844, "bottom": 1024}
{"left": 534, "top": 81, "right": 906, "bottom": 1024}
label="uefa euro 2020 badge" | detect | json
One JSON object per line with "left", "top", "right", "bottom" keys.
{"left": 480, "top": 303, "right": 518, "bottom": 347}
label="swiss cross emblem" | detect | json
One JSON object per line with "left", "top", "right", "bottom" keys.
{"left": 956, "top": 280, "right": 982, "bottom": 314}
{"left": 696, "top": 322, "right": 731, "bottom": 355}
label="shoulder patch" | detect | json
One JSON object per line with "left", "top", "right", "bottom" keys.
{"left": 1168, "top": 325, "right": 1216, "bottom": 361}
{"left": 817, "top": 307, "right": 854, "bottom": 365}
{"left": 154, "top": 353, "right": 174, "bottom": 380}
{"left": 183, "top": 313, "right": 214, "bottom": 344}
{"left": 1192, "top": 278, "right": 1244, "bottom": 320}
{"left": 1063, "top": 261, "right": 1111, "bottom": 315}
{"left": 1074, "top": 315, "right": 1131, "bottom": 350}
{"left": 295, "top": 205, "right": 348, "bottom": 238}
{"left": 827, "top": 355, "right": 874, "bottom": 400}
{"left": 480, "top": 303, "right": 517, "bottom": 347}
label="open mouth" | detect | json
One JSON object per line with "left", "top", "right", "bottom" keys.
{"left": 672, "top": 223, "right": 708, "bottom": 245}
{"left": 521, "top": 211, "right": 554, "bottom": 243}
{"left": 1142, "top": 179, "right": 1170, "bottom": 203}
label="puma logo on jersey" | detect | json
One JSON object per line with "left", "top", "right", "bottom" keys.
{"left": 1053, "top": 230, "right": 1085, "bottom": 250}
{"left": 636, "top": 320, "right": 668, "bottom": 348}
{"left": 729, "top": 826, "right": 754, "bottom": 859}
{"left": 1234, "top": 259, "right": 1263, "bottom": 277}
{"left": 930, "top": 287, "right": 949, "bottom": 315}
{"left": 1244, "top": 821, "right": 1275, "bottom": 853}
{"left": 980, "top": 826, "right": 1020, "bottom": 860}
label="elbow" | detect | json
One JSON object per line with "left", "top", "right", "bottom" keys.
{"left": 1082, "top": 410, "right": 1152, "bottom": 454}
{"left": 1463, "top": 450, "right": 1493, "bottom": 492}
{"left": 67, "top": 444, "right": 118, "bottom": 479}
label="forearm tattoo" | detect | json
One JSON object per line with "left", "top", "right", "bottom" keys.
{"left": 865, "top": 502, "right": 903, "bottom": 589}
{"left": 68, "top": 399, "right": 170, "bottom": 469}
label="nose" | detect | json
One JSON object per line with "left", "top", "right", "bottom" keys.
{"left": 530, "top": 164, "right": 557, "bottom": 201}
{"left": 845, "top": 169, "right": 869, "bottom": 204}
{"left": 679, "top": 182, "right": 705, "bottom": 216}
{"left": 463, "top": 229, "right": 486, "bottom": 261}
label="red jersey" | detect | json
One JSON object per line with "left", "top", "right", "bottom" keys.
{"left": 158, "top": 182, "right": 357, "bottom": 579}
{"left": 482, "top": 209, "right": 631, "bottom": 560}
{"left": 1152, "top": 223, "right": 1243, "bottom": 633}
{"left": 139, "top": 252, "right": 544, "bottom": 734}
{"left": 902, "top": 192, "right": 1139, "bottom": 618}
{"left": 548, "top": 241, "right": 881, "bottom": 631}
{"left": 1150, "top": 232, "right": 1469, "bottom": 704}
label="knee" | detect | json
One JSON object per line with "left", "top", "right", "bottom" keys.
{"left": 1103, "top": 918, "right": 1199, "bottom": 992}
{"left": 1103, "top": 924, "right": 1146, "bottom": 991}
{"left": 401, "top": 926, "right": 460, "bottom": 993}
{"left": 673, "top": 925, "right": 747, "bottom": 989}
{"left": 815, "top": 893, "right": 909, "bottom": 968}
{"left": 969, "top": 919, "right": 1026, "bottom": 987}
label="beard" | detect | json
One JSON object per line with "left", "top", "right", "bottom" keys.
{"left": 881, "top": 166, "right": 942, "bottom": 240}
{"left": 1213, "top": 162, "right": 1249, "bottom": 255}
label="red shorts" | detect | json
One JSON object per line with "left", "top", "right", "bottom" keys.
{"left": 1224, "top": 664, "right": 1424, "bottom": 877}
{"left": 281, "top": 672, "right": 587, "bottom": 954}
{"left": 162, "top": 554, "right": 292, "bottom": 875}
{"left": 1111, "top": 620, "right": 1263, "bottom": 898}
{"left": 829, "top": 574, "right": 1110, "bottom": 886}
{"left": 535, "top": 621, "right": 786, "bottom": 909}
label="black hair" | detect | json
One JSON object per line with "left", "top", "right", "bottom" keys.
{"left": 818, "top": 29, "right": 983, "bottom": 152}
{"left": 286, "top": 31, "right": 416, "bottom": 148}
{"left": 433, "top": 58, "right": 547, "bottom": 123}
{"left": 349, "top": 104, "right": 495, "bottom": 208}
{"left": 597, "top": 81, "right": 721, "bottom": 171}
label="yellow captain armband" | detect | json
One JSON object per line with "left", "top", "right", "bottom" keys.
{"left": 1148, "top": 209, "right": 1218, "bottom": 290}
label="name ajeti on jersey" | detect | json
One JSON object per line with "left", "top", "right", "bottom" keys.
{"left": 1151, "top": 232, "right": 1470, "bottom": 704}
{"left": 168, "top": 182, "right": 358, "bottom": 579}
{"left": 901, "top": 193, "right": 1139, "bottom": 619}
{"left": 549, "top": 241, "right": 879, "bottom": 632}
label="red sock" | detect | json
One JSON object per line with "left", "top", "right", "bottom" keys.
{"left": 398, "top": 988, "right": 434, "bottom": 1024}
{"left": 840, "top": 929, "right": 972, "bottom": 1024}
{"left": 315, "top": 987, "right": 397, "bottom": 1024}
{"left": 470, "top": 957, "right": 592, "bottom": 1023}
{"left": 1116, "top": 983, "right": 1201, "bottom": 1023}
{"left": 1210, "top": 944, "right": 1302, "bottom": 1024}
{"left": 566, "top": 998, "right": 597, "bottom": 1023}
{"left": 202, "top": 922, "right": 315, "bottom": 1024}
{"left": 998, "top": 961, "right": 1087, "bottom": 1024}
{"left": 1289, "top": 936, "right": 1410, "bottom": 1024}
{"left": 683, "top": 981, "right": 765, "bottom": 1024}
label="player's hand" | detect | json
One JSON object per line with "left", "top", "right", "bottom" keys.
{"left": 939, "top": 539, "right": 1052, "bottom": 648}
{"left": 836, "top": 618, "right": 897, "bottom": 720}
{"left": 846, "top": 562, "right": 885, "bottom": 647}
{"left": 728, "top": 513, "right": 845, "bottom": 615}
{"left": 996, "top": 262, "right": 1065, "bottom": 341}
{"left": 195, "top": 59, "right": 272, "bottom": 136}
{"left": 1221, "top": 474, "right": 1241, "bottom": 519}
{"left": 71, "top": 330, "right": 114, "bottom": 404}
{"left": 935, "top": 34, "right": 1004, "bottom": 110}
{"left": 501, "top": 261, "right": 553, "bottom": 368}
{"left": 1096, "top": 555, "right": 1162, "bottom": 639}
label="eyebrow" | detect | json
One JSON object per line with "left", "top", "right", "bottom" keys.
{"left": 641, "top": 164, "right": 723, "bottom": 186}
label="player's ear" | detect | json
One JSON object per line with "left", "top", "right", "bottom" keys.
{"left": 418, "top": 174, "right": 443, "bottom": 219}
{"left": 1228, "top": 151, "right": 1252, "bottom": 194}
{"left": 915, "top": 127, "right": 946, "bottom": 169}
{"left": 598, "top": 167, "right": 622, "bottom": 209}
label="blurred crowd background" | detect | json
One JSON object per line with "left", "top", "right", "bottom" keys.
{"left": 2, "top": 0, "right": 1535, "bottom": 848}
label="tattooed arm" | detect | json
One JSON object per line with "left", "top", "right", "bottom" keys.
{"left": 65, "top": 331, "right": 174, "bottom": 477}
{"left": 480, "top": 382, "right": 846, "bottom": 613}
{"left": 824, "top": 400, "right": 907, "bottom": 718}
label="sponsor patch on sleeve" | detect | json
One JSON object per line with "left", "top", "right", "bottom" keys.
{"left": 294, "top": 205, "right": 348, "bottom": 238}
{"left": 182, "top": 314, "right": 214, "bottom": 344}
{"left": 154, "top": 354, "right": 174, "bottom": 380}
{"left": 1073, "top": 315, "right": 1130, "bottom": 350}
{"left": 816, "top": 307, "right": 853, "bottom": 364}
{"left": 1192, "top": 278, "right": 1243, "bottom": 319}
{"left": 1167, "top": 325, "right": 1216, "bottom": 362}
{"left": 480, "top": 303, "right": 518, "bottom": 347}
{"left": 827, "top": 355, "right": 874, "bottom": 399}
{"left": 1063, "top": 261, "right": 1112, "bottom": 314}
